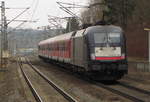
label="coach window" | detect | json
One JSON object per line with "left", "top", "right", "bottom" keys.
{"left": 66, "top": 42, "right": 68, "bottom": 51}
{"left": 56, "top": 43, "right": 58, "bottom": 51}
{"left": 48, "top": 44, "right": 50, "bottom": 51}
{"left": 59, "top": 43, "right": 61, "bottom": 51}
{"left": 51, "top": 44, "right": 53, "bottom": 51}
{"left": 50, "top": 44, "right": 52, "bottom": 51}
{"left": 58, "top": 43, "right": 59, "bottom": 51}
{"left": 61, "top": 43, "right": 63, "bottom": 51}
{"left": 49, "top": 46, "right": 51, "bottom": 51}
{"left": 54, "top": 43, "right": 56, "bottom": 51}
{"left": 51, "top": 44, "right": 52, "bottom": 51}
{"left": 61, "top": 42, "right": 63, "bottom": 51}
{"left": 53, "top": 44, "right": 54, "bottom": 51}
{"left": 64, "top": 42, "right": 66, "bottom": 51}
{"left": 48, "top": 45, "right": 50, "bottom": 51}
{"left": 62, "top": 42, "right": 64, "bottom": 51}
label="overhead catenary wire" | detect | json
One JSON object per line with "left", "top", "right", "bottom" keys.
{"left": 7, "top": 7, "right": 30, "bottom": 25}
{"left": 30, "top": 0, "right": 39, "bottom": 21}
{"left": 57, "top": 2, "right": 81, "bottom": 19}
{"left": 56, "top": 2, "right": 88, "bottom": 8}
{"left": 7, "top": 22, "right": 26, "bottom": 34}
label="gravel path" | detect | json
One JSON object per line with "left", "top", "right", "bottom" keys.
{"left": 0, "top": 60, "right": 35, "bottom": 102}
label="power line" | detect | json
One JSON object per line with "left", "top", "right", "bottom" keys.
{"left": 7, "top": 22, "right": 26, "bottom": 34}
{"left": 5, "top": 7, "right": 30, "bottom": 9}
{"left": 30, "top": 0, "right": 39, "bottom": 20}
{"left": 57, "top": 2, "right": 81, "bottom": 20}
{"left": 57, "top": 2, "right": 89, "bottom": 8}
{"left": 7, "top": 7, "right": 30, "bottom": 25}
{"left": 30, "top": 0, "right": 36, "bottom": 7}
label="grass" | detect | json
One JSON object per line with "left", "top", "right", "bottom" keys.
{"left": 128, "top": 57, "right": 148, "bottom": 62}
{"left": 0, "top": 71, "right": 5, "bottom": 87}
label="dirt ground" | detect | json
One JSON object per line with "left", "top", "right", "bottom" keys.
{"left": 121, "top": 65, "right": 150, "bottom": 91}
{"left": 0, "top": 56, "right": 150, "bottom": 102}
{"left": 29, "top": 56, "right": 132, "bottom": 102}
{"left": 127, "top": 63, "right": 150, "bottom": 80}
{"left": 0, "top": 60, "right": 35, "bottom": 102}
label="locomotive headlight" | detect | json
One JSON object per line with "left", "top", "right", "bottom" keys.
{"left": 121, "top": 53, "right": 125, "bottom": 59}
{"left": 91, "top": 53, "right": 95, "bottom": 60}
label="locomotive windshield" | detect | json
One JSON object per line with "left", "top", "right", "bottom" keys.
{"left": 108, "top": 33, "right": 121, "bottom": 43}
{"left": 94, "top": 32, "right": 121, "bottom": 44}
{"left": 94, "top": 33, "right": 107, "bottom": 43}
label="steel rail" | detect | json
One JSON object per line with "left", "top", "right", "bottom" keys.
{"left": 26, "top": 56, "right": 148, "bottom": 102}
{"left": 93, "top": 82, "right": 146, "bottom": 102}
{"left": 118, "top": 82, "right": 150, "bottom": 95}
{"left": 125, "top": 76, "right": 150, "bottom": 84}
{"left": 53, "top": 65, "right": 147, "bottom": 102}
{"left": 18, "top": 58, "right": 43, "bottom": 102}
{"left": 45, "top": 61, "right": 149, "bottom": 102}
{"left": 25, "top": 57, "right": 77, "bottom": 102}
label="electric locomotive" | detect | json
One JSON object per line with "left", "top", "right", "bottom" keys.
{"left": 38, "top": 25, "right": 128, "bottom": 80}
{"left": 84, "top": 26, "right": 128, "bottom": 80}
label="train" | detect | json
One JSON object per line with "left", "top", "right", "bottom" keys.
{"left": 38, "top": 25, "right": 128, "bottom": 80}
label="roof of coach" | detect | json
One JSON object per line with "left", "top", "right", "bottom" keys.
{"left": 38, "top": 31, "right": 74, "bottom": 46}
{"left": 74, "top": 29, "right": 86, "bottom": 37}
{"left": 85, "top": 25, "right": 122, "bottom": 33}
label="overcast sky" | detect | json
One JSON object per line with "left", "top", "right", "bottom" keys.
{"left": 3, "top": 0, "right": 88, "bottom": 29}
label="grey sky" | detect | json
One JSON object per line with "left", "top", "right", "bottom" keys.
{"left": 3, "top": 0, "right": 88, "bottom": 29}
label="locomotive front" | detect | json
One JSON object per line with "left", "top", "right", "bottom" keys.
{"left": 85, "top": 26, "right": 128, "bottom": 80}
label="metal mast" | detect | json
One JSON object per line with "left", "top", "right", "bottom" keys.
{"left": 1, "top": 1, "right": 6, "bottom": 68}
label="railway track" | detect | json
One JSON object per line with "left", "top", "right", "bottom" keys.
{"left": 18, "top": 58, "right": 43, "bottom": 102}
{"left": 27, "top": 56, "right": 150, "bottom": 102}
{"left": 93, "top": 81, "right": 150, "bottom": 102}
{"left": 118, "top": 81, "right": 150, "bottom": 95}
{"left": 124, "top": 76, "right": 150, "bottom": 85}
{"left": 18, "top": 57, "right": 77, "bottom": 102}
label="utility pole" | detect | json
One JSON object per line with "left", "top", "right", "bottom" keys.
{"left": 0, "top": 1, "right": 32, "bottom": 68}
{"left": 1, "top": 1, "right": 7, "bottom": 68}
{"left": 122, "top": 0, "right": 127, "bottom": 29}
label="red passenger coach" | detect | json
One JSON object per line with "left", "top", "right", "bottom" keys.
{"left": 38, "top": 32, "right": 72, "bottom": 63}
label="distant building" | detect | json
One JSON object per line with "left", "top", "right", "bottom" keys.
{"left": 125, "top": 23, "right": 149, "bottom": 61}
